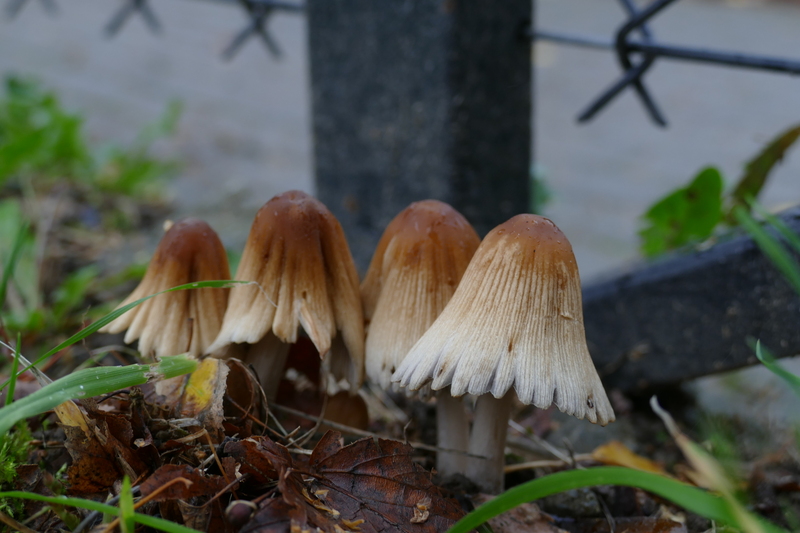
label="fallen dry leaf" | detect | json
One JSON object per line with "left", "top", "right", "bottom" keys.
{"left": 473, "top": 496, "right": 566, "bottom": 533}
{"left": 224, "top": 437, "right": 281, "bottom": 485}
{"left": 555, "top": 517, "right": 687, "bottom": 533}
{"left": 140, "top": 461, "right": 237, "bottom": 502}
{"left": 591, "top": 441, "right": 669, "bottom": 476}
{"left": 240, "top": 431, "right": 464, "bottom": 532}
{"left": 179, "top": 358, "right": 230, "bottom": 441}
{"left": 63, "top": 423, "right": 122, "bottom": 495}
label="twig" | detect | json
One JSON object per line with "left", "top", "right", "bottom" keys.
{"left": 205, "top": 431, "right": 239, "bottom": 499}
{"left": 503, "top": 454, "right": 594, "bottom": 473}
{"left": 292, "top": 393, "right": 328, "bottom": 448}
{"left": 271, "top": 403, "right": 485, "bottom": 458}
{"left": 100, "top": 478, "right": 192, "bottom": 533}
{"left": 201, "top": 473, "right": 249, "bottom": 509}
{"left": 73, "top": 486, "right": 141, "bottom": 533}
{"left": 0, "top": 510, "right": 38, "bottom": 533}
{"left": 508, "top": 419, "right": 574, "bottom": 463}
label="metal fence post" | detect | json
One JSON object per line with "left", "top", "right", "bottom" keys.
{"left": 307, "top": 0, "right": 532, "bottom": 270}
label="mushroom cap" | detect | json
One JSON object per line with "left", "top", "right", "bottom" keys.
{"left": 361, "top": 200, "right": 480, "bottom": 388}
{"left": 392, "top": 214, "right": 615, "bottom": 426}
{"left": 100, "top": 218, "right": 231, "bottom": 359}
{"left": 208, "top": 190, "right": 364, "bottom": 388}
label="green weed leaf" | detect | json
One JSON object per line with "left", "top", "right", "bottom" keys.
{"left": 640, "top": 167, "right": 724, "bottom": 257}
{"left": 728, "top": 124, "right": 800, "bottom": 218}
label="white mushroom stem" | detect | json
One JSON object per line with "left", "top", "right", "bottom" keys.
{"left": 435, "top": 391, "right": 470, "bottom": 477}
{"left": 465, "top": 392, "right": 514, "bottom": 494}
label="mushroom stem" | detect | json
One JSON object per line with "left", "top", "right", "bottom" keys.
{"left": 242, "top": 333, "right": 291, "bottom": 402}
{"left": 466, "top": 392, "right": 514, "bottom": 494}
{"left": 435, "top": 390, "right": 470, "bottom": 477}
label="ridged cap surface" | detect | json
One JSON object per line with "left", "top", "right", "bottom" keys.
{"left": 392, "top": 214, "right": 615, "bottom": 425}
{"left": 208, "top": 191, "right": 364, "bottom": 388}
{"left": 101, "top": 218, "right": 230, "bottom": 359}
{"left": 361, "top": 200, "right": 479, "bottom": 388}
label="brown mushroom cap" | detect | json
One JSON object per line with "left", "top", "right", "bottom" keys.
{"left": 208, "top": 190, "right": 364, "bottom": 387}
{"left": 392, "top": 214, "right": 615, "bottom": 425}
{"left": 100, "top": 218, "right": 231, "bottom": 359}
{"left": 361, "top": 200, "right": 480, "bottom": 388}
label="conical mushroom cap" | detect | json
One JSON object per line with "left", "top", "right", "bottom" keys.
{"left": 100, "top": 218, "right": 231, "bottom": 359}
{"left": 361, "top": 200, "right": 480, "bottom": 388}
{"left": 392, "top": 214, "right": 615, "bottom": 426}
{"left": 208, "top": 190, "right": 364, "bottom": 388}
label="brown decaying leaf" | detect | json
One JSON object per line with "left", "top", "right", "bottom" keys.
{"left": 240, "top": 431, "right": 464, "bottom": 533}
{"left": 472, "top": 497, "right": 567, "bottom": 533}
{"left": 63, "top": 424, "right": 124, "bottom": 495}
{"left": 555, "top": 517, "right": 686, "bottom": 533}
{"left": 139, "top": 462, "right": 237, "bottom": 502}
{"left": 153, "top": 357, "right": 265, "bottom": 442}
{"left": 13, "top": 465, "right": 65, "bottom": 532}
{"left": 224, "top": 438, "right": 281, "bottom": 485}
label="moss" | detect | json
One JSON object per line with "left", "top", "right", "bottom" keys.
{"left": 0, "top": 422, "right": 33, "bottom": 518}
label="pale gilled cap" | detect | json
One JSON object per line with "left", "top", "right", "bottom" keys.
{"left": 392, "top": 214, "right": 615, "bottom": 425}
{"left": 101, "top": 218, "right": 231, "bottom": 359}
{"left": 207, "top": 190, "right": 364, "bottom": 388}
{"left": 361, "top": 200, "right": 480, "bottom": 389}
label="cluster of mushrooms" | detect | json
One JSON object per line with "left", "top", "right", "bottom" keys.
{"left": 101, "top": 190, "right": 615, "bottom": 494}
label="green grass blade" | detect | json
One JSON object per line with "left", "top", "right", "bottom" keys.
{"left": 0, "top": 221, "right": 29, "bottom": 309}
{"left": 120, "top": 476, "right": 135, "bottom": 533}
{"left": 446, "top": 467, "right": 786, "bottom": 533}
{"left": 749, "top": 202, "right": 800, "bottom": 255}
{"left": 0, "top": 491, "right": 117, "bottom": 514}
{"left": 4, "top": 333, "right": 21, "bottom": 407}
{"left": 0, "top": 354, "right": 197, "bottom": 436}
{"left": 0, "top": 279, "right": 247, "bottom": 393}
{"left": 734, "top": 207, "right": 800, "bottom": 295}
{"left": 754, "top": 341, "right": 800, "bottom": 399}
{"left": 0, "top": 491, "right": 202, "bottom": 533}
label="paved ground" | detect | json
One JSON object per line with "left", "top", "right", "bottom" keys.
{"left": 2, "top": 0, "right": 799, "bottom": 421}
{"left": 0, "top": 0, "right": 312, "bottom": 254}
{"left": 536, "top": 0, "right": 800, "bottom": 279}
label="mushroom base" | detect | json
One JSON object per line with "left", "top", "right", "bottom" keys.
{"left": 436, "top": 390, "right": 470, "bottom": 477}
{"left": 240, "top": 332, "right": 291, "bottom": 402}
{"left": 465, "top": 391, "right": 514, "bottom": 494}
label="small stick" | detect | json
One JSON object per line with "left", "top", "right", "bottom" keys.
{"left": 0, "top": 510, "right": 37, "bottom": 533}
{"left": 292, "top": 394, "right": 329, "bottom": 448}
{"left": 271, "top": 403, "right": 484, "bottom": 458}
{"left": 205, "top": 431, "right": 239, "bottom": 500}
{"left": 504, "top": 454, "right": 594, "bottom": 473}
{"left": 100, "top": 478, "right": 192, "bottom": 533}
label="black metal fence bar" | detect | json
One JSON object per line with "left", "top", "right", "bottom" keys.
{"left": 532, "top": 31, "right": 800, "bottom": 75}
{"left": 531, "top": 0, "right": 800, "bottom": 124}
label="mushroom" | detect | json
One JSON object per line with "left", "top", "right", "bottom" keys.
{"left": 207, "top": 190, "right": 364, "bottom": 398}
{"left": 361, "top": 199, "right": 480, "bottom": 475}
{"left": 393, "top": 214, "right": 615, "bottom": 493}
{"left": 100, "top": 218, "right": 231, "bottom": 360}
